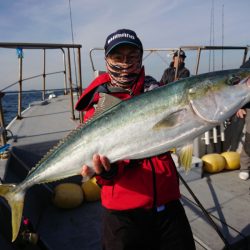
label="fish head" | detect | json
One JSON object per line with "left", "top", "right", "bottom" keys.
{"left": 188, "top": 68, "right": 250, "bottom": 124}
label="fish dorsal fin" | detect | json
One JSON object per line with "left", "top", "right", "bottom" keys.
{"left": 93, "top": 93, "right": 122, "bottom": 118}
{"left": 28, "top": 123, "right": 85, "bottom": 176}
{"left": 177, "top": 143, "right": 193, "bottom": 172}
{"left": 153, "top": 109, "right": 186, "bottom": 130}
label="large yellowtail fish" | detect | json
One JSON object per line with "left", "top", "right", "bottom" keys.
{"left": 0, "top": 68, "right": 250, "bottom": 241}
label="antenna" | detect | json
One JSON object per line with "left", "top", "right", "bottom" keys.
{"left": 212, "top": 0, "right": 215, "bottom": 71}
{"left": 221, "top": 4, "right": 224, "bottom": 70}
{"left": 68, "top": 0, "right": 78, "bottom": 85}
{"left": 209, "top": 0, "right": 215, "bottom": 72}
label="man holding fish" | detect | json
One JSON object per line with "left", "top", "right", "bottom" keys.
{"left": 76, "top": 28, "right": 195, "bottom": 250}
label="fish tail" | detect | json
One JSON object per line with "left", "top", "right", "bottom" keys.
{"left": 0, "top": 184, "right": 25, "bottom": 242}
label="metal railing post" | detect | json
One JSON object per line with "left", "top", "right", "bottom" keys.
{"left": 0, "top": 92, "right": 6, "bottom": 146}
{"left": 42, "top": 49, "right": 46, "bottom": 100}
{"left": 62, "top": 49, "right": 68, "bottom": 95}
{"left": 17, "top": 55, "right": 23, "bottom": 119}
{"left": 77, "top": 47, "right": 83, "bottom": 123}
{"left": 195, "top": 48, "right": 202, "bottom": 75}
{"left": 67, "top": 48, "right": 75, "bottom": 120}
{"left": 242, "top": 47, "right": 248, "bottom": 65}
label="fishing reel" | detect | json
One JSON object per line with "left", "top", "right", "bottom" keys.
{"left": 20, "top": 230, "right": 39, "bottom": 245}
{"left": 17, "top": 218, "right": 39, "bottom": 246}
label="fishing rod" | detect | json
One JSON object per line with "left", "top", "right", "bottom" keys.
{"left": 178, "top": 172, "right": 231, "bottom": 249}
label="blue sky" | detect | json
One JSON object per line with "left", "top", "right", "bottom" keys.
{"left": 0, "top": 0, "right": 249, "bottom": 90}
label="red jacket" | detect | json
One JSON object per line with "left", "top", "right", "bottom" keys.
{"left": 75, "top": 68, "right": 181, "bottom": 210}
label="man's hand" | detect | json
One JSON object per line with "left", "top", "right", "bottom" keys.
{"left": 81, "top": 154, "right": 111, "bottom": 177}
{"left": 236, "top": 109, "right": 247, "bottom": 119}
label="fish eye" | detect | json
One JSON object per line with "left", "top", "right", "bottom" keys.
{"left": 227, "top": 75, "right": 241, "bottom": 85}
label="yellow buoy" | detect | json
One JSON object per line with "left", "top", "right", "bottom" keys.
{"left": 201, "top": 153, "right": 226, "bottom": 173}
{"left": 81, "top": 177, "right": 101, "bottom": 202}
{"left": 52, "top": 183, "right": 84, "bottom": 209}
{"left": 221, "top": 151, "right": 240, "bottom": 170}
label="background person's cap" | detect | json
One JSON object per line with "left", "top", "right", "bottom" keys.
{"left": 173, "top": 50, "right": 186, "bottom": 58}
{"left": 104, "top": 29, "right": 143, "bottom": 56}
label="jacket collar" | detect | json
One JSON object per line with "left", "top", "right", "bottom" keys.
{"left": 75, "top": 67, "right": 145, "bottom": 111}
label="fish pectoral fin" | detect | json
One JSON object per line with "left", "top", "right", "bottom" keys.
{"left": 93, "top": 93, "right": 122, "bottom": 118}
{"left": 177, "top": 143, "right": 193, "bottom": 173}
{"left": 153, "top": 109, "right": 186, "bottom": 130}
{"left": 0, "top": 184, "right": 25, "bottom": 242}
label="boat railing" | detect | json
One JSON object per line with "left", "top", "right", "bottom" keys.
{"left": 90, "top": 45, "right": 249, "bottom": 76}
{"left": 0, "top": 42, "right": 84, "bottom": 147}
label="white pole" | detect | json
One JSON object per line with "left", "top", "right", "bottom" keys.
{"left": 213, "top": 127, "right": 218, "bottom": 143}
{"left": 205, "top": 131, "right": 210, "bottom": 145}
{"left": 220, "top": 124, "right": 225, "bottom": 141}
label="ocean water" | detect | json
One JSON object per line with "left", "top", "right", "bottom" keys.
{"left": 1, "top": 90, "right": 64, "bottom": 126}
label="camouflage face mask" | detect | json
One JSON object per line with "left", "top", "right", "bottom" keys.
{"left": 105, "top": 52, "right": 142, "bottom": 89}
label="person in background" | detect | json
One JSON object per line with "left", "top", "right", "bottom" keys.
{"left": 75, "top": 29, "right": 195, "bottom": 250}
{"left": 237, "top": 57, "right": 250, "bottom": 180}
{"left": 160, "top": 49, "right": 190, "bottom": 85}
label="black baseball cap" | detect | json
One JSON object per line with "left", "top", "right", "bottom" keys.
{"left": 173, "top": 50, "right": 186, "bottom": 58}
{"left": 104, "top": 29, "right": 143, "bottom": 56}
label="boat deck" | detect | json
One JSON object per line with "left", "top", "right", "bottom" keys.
{"left": 181, "top": 171, "right": 250, "bottom": 249}
{"left": 0, "top": 94, "right": 249, "bottom": 250}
